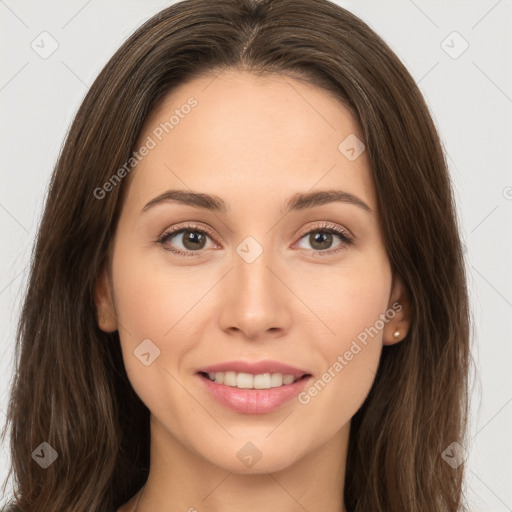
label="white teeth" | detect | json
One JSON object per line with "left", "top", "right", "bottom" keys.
{"left": 205, "top": 371, "right": 302, "bottom": 389}
{"left": 237, "top": 372, "right": 253, "bottom": 389}
{"left": 224, "top": 371, "right": 237, "bottom": 387}
{"left": 270, "top": 373, "right": 283, "bottom": 388}
{"left": 253, "top": 373, "right": 271, "bottom": 389}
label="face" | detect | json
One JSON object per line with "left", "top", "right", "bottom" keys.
{"left": 96, "top": 70, "right": 410, "bottom": 474}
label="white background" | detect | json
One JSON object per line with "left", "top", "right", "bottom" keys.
{"left": 1, "top": 0, "right": 511, "bottom": 509}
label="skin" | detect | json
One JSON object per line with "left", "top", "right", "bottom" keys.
{"left": 95, "top": 70, "right": 411, "bottom": 512}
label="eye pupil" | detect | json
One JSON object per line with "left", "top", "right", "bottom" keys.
{"left": 183, "top": 230, "right": 206, "bottom": 250}
{"left": 310, "top": 231, "right": 333, "bottom": 250}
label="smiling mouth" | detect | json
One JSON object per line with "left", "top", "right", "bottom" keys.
{"left": 198, "top": 371, "right": 311, "bottom": 390}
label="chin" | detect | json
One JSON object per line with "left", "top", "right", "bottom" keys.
{"left": 196, "top": 434, "right": 306, "bottom": 475}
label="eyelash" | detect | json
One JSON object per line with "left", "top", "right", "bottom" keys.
{"left": 156, "top": 221, "right": 353, "bottom": 258}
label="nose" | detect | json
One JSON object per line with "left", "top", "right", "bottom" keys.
{"left": 218, "top": 244, "right": 292, "bottom": 341}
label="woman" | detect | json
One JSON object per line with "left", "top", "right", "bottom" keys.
{"left": 1, "top": 0, "right": 471, "bottom": 510}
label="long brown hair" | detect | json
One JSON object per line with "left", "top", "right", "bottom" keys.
{"left": 1, "top": 0, "right": 471, "bottom": 510}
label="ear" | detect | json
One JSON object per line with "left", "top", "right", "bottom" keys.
{"left": 94, "top": 266, "right": 118, "bottom": 333}
{"left": 383, "top": 274, "right": 412, "bottom": 346}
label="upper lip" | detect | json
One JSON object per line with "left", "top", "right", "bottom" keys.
{"left": 197, "top": 360, "right": 312, "bottom": 379}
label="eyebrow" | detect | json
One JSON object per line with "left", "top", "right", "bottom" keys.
{"left": 141, "top": 189, "right": 372, "bottom": 215}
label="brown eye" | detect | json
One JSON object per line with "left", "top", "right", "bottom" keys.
{"left": 308, "top": 231, "right": 334, "bottom": 251}
{"left": 295, "top": 225, "right": 352, "bottom": 254}
{"left": 178, "top": 230, "right": 208, "bottom": 250}
{"left": 158, "top": 224, "right": 217, "bottom": 256}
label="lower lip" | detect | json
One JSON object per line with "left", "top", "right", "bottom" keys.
{"left": 198, "top": 373, "right": 312, "bottom": 414}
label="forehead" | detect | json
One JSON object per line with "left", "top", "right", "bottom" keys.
{"left": 124, "top": 70, "right": 376, "bottom": 213}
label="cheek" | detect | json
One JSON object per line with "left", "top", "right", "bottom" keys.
{"left": 332, "top": 269, "right": 391, "bottom": 342}
{"left": 112, "top": 243, "right": 206, "bottom": 342}
{"left": 110, "top": 245, "right": 206, "bottom": 398}
{"left": 294, "top": 252, "right": 391, "bottom": 417}
{"left": 110, "top": 252, "right": 202, "bottom": 429}
{"left": 297, "top": 250, "right": 392, "bottom": 347}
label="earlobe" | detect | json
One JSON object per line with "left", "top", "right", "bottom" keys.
{"left": 94, "top": 267, "right": 118, "bottom": 333}
{"left": 383, "top": 275, "right": 412, "bottom": 346}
